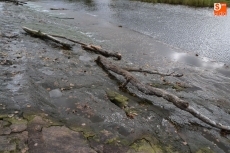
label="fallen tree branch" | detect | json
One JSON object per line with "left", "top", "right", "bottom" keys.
{"left": 1, "top": 0, "right": 27, "bottom": 5}
{"left": 55, "top": 17, "right": 74, "bottom": 19}
{"left": 82, "top": 44, "right": 122, "bottom": 60}
{"left": 50, "top": 34, "right": 122, "bottom": 60}
{"left": 96, "top": 56, "right": 230, "bottom": 131}
{"left": 123, "top": 67, "right": 183, "bottom": 77}
{"left": 22, "top": 27, "right": 72, "bottom": 49}
{"left": 50, "top": 8, "right": 68, "bottom": 10}
{"left": 49, "top": 34, "right": 87, "bottom": 46}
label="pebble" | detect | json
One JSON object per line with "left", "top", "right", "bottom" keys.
{"left": 49, "top": 89, "right": 62, "bottom": 98}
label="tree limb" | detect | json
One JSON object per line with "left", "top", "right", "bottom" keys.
{"left": 123, "top": 67, "right": 183, "bottom": 77}
{"left": 82, "top": 44, "right": 121, "bottom": 60}
{"left": 96, "top": 56, "right": 230, "bottom": 131}
{"left": 22, "top": 27, "right": 72, "bottom": 49}
{"left": 1, "top": 0, "right": 27, "bottom": 5}
{"left": 50, "top": 34, "right": 87, "bottom": 45}
{"left": 49, "top": 34, "right": 122, "bottom": 60}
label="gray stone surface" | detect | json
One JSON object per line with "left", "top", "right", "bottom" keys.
{"left": 0, "top": 136, "right": 16, "bottom": 152}
{"left": 49, "top": 89, "right": 63, "bottom": 98}
{"left": 41, "top": 126, "right": 97, "bottom": 153}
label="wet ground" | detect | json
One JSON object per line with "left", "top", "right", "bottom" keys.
{"left": 0, "top": 1, "right": 230, "bottom": 153}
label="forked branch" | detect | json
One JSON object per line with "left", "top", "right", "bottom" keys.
{"left": 96, "top": 56, "right": 230, "bottom": 131}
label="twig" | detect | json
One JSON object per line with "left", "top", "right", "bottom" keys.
{"left": 50, "top": 34, "right": 122, "bottom": 60}
{"left": 22, "top": 27, "right": 72, "bottom": 49}
{"left": 123, "top": 67, "right": 183, "bottom": 77}
{"left": 50, "top": 34, "right": 86, "bottom": 45}
{"left": 55, "top": 17, "right": 74, "bottom": 19}
{"left": 1, "top": 0, "right": 27, "bottom": 5}
{"left": 50, "top": 8, "right": 68, "bottom": 10}
{"left": 82, "top": 44, "right": 122, "bottom": 60}
{"left": 96, "top": 56, "right": 230, "bottom": 131}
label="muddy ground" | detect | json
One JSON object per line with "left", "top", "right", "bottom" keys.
{"left": 0, "top": 2, "right": 230, "bottom": 153}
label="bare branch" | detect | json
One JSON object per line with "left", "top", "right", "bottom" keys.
{"left": 122, "top": 67, "right": 183, "bottom": 77}
{"left": 96, "top": 56, "right": 230, "bottom": 131}
{"left": 82, "top": 44, "right": 122, "bottom": 60}
{"left": 22, "top": 27, "right": 72, "bottom": 49}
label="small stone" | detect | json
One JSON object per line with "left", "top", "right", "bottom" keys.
{"left": 8, "top": 114, "right": 14, "bottom": 118}
{"left": 46, "top": 88, "right": 51, "bottom": 91}
{"left": 70, "top": 83, "right": 74, "bottom": 87}
{"left": 10, "top": 123, "right": 27, "bottom": 133}
{"left": 49, "top": 89, "right": 62, "bottom": 98}
{"left": 26, "top": 104, "right": 31, "bottom": 108}
{"left": 182, "top": 141, "right": 187, "bottom": 145}
{"left": 81, "top": 123, "right": 86, "bottom": 126}
{"left": 34, "top": 143, "right": 38, "bottom": 146}
{"left": 14, "top": 111, "right": 19, "bottom": 114}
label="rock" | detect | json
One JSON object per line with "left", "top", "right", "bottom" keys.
{"left": 0, "top": 120, "right": 11, "bottom": 135}
{"left": 49, "top": 89, "right": 62, "bottom": 98}
{"left": 28, "top": 126, "right": 97, "bottom": 153}
{"left": 0, "top": 136, "right": 16, "bottom": 152}
{"left": 4, "top": 117, "right": 27, "bottom": 133}
{"left": 10, "top": 123, "right": 27, "bottom": 133}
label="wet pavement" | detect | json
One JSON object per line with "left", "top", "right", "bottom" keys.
{"left": 0, "top": 1, "right": 230, "bottom": 153}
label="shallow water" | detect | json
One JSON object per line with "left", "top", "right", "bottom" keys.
{"left": 27, "top": 0, "right": 230, "bottom": 64}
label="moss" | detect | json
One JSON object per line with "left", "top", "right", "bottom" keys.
{"left": 22, "top": 114, "right": 36, "bottom": 122}
{"left": 68, "top": 126, "right": 95, "bottom": 138}
{"left": 105, "top": 137, "right": 118, "bottom": 144}
{"left": 0, "top": 114, "right": 8, "bottom": 119}
{"left": 106, "top": 91, "right": 129, "bottom": 108}
{"left": 172, "top": 84, "right": 184, "bottom": 91}
{"left": 196, "top": 147, "right": 215, "bottom": 153}
{"left": 3, "top": 117, "right": 27, "bottom": 125}
{"left": 129, "top": 139, "right": 164, "bottom": 153}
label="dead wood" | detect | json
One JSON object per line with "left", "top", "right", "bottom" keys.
{"left": 55, "top": 17, "right": 74, "bottom": 19}
{"left": 50, "top": 8, "right": 68, "bottom": 10}
{"left": 82, "top": 44, "right": 121, "bottom": 60}
{"left": 49, "top": 34, "right": 87, "bottom": 45}
{"left": 96, "top": 56, "right": 230, "bottom": 131}
{"left": 123, "top": 67, "right": 183, "bottom": 77}
{"left": 1, "top": 0, "right": 27, "bottom": 5}
{"left": 22, "top": 27, "right": 72, "bottom": 49}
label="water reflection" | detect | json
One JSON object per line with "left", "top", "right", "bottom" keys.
{"left": 171, "top": 52, "right": 224, "bottom": 69}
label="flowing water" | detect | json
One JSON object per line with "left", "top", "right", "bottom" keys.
{"left": 27, "top": 0, "right": 230, "bottom": 64}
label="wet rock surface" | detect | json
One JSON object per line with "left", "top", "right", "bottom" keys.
{"left": 0, "top": 2, "right": 230, "bottom": 153}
